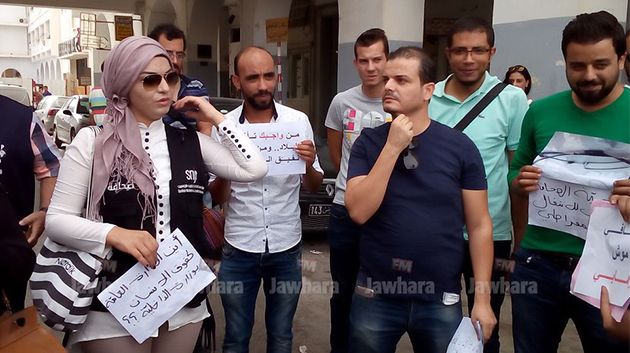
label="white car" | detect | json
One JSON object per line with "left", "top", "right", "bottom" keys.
{"left": 53, "top": 95, "right": 90, "bottom": 147}
{"left": 35, "top": 95, "right": 69, "bottom": 134}
{"left": 0, "top": 83, "right": 31, "bottom": 107}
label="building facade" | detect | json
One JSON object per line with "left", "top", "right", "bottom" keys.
{"left": 0, "top": 5, "right": 34, "bottom": 93}
{"left": 2, "top": 0, "right": 628, "bottom": 134}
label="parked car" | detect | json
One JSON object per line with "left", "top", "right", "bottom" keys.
{"left": 209, "top": 96, "right": 243, "bottom": 114}
{"left": 0, "top": 83, "right": 31, "bottom": 107}
{"left": 53, "top": 95, "right": 90, "bottom": 147}
{"left": 299, "top": 135, "right": 336, "bottom": 234}
{"left": 35, "top": 95, "right": 69, "bottom": 134}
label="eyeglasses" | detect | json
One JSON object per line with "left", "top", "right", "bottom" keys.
{"left": 140, "top": 71, "right": 180, "bottom": 90}
{"left": 449, "top": 47, "right": 491, "bottom": 57}
{"left": 166, "top": 50, "right": 186, "bottom": 61}
{"left": 403, "top": 142, "right": 418, "bottom": 170}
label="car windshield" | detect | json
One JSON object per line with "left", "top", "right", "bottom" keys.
{"left": 54, "top": 97, "right": 69, "bottom": 108}
{"left": 37, "top": 96, "right": 52, "bottom": 110}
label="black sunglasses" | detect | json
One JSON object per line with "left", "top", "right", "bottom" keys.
{"left": 141, "top": 71, "right": 179, "bottom": 90}
{"left": 403, "top": 142, "right": 418, "bottom": 170}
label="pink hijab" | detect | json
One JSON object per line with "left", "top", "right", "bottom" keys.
{"left": 89, "top": 36, "right": 172, "bottom": 223}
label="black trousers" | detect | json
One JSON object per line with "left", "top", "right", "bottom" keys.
{"left": 0, "top": 183, "right": 35, "bottom": 314}
{"left": 462, "top": 239, "right": 512, "bottom": 353}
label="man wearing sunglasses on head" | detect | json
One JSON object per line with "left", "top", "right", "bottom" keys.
{"left": 345, "top": 46, "right": 495, "bottom": 353}
{"left": 149, "top": 23, "right": 209, "bottom": 129}
{"left": 428, "top": 17, "right": 529, "bottom": 353}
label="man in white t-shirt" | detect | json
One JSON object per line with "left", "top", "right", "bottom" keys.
{"left": 324, "top": 28, "right": 391, "bottom": 353}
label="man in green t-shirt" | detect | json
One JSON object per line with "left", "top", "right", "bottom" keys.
{"left": 509, "top": 11, "right": 629, "bottom": 353}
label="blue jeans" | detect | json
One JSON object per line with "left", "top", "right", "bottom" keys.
{"left": 328, "top": 204, "right": 361, "bottom": 353}
{"left": 349, "top": 282, "right": 462, "bottom": 353}
{"left": 511, "top": 248, "right": 627, "bottom": 353}
{"left": 219, "top": 242, "right": 302, "bottom": 353}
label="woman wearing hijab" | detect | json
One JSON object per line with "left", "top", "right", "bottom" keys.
{"left": 44, "top": 36, "right": 267, "bottom": 352}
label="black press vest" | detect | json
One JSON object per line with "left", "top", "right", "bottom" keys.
{"left": 92, "top": 124, "right": 209, "bottom": 311}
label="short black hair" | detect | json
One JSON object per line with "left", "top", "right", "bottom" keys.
{"left": 387, "top": 46, "right": 436, "bottom": 84}
{"left": 561, "top": 11, "right": 625, "bottom": 58}
{"left": 447, "top": 17, "right": 495, "bottom": 48}
{"left": 148, "top": 23, "right": 187, "bottom": 50}
{"left": 233, "top": 46, "right": 274, "bottom": 76}
{"left": 354, "top": 28, "right": 389, "bottom": 58}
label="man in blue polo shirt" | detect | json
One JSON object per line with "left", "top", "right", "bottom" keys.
{"left": 345, "top": 46, "right": 496, "bottom": 353}
{"left": 429, "top": 17, "right": 528, "bottom": 353}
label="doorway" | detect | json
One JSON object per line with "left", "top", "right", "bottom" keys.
{"left": 423, "top": 0, "right": 494, "bottom": 81}
{"left": 287, "top": 0, "right": 339, "bottom": 138}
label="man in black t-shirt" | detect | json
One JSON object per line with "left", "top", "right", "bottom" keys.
{"left": 345, "top": 46, "right": 496, "bottom": 353}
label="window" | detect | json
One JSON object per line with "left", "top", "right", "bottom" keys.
{"left": 1, "top": 69, "right": 22, "bottom": 78}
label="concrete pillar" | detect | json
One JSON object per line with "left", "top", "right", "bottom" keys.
{"left": 337, "top": 0, "right": 424, "bottom": 91}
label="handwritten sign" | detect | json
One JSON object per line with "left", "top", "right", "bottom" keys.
{"left": 97, "top": 229, "right": 215, "bottom": 343}
{"left": 528, "top": 176, "right": 610, "bottom": 239}
{"left": 447, "top": 317, "right": 483, "bottom": 353}
{"left": 528, "top": 132, "right": 630, "bottom": 238}
{"left": 241, "top": 122, "right": 307, "bottom": 176}
{"left": 571, "top": 201, "right": 630, "bottom": 322}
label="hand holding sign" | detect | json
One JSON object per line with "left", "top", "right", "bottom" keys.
{"left": 571, "top": 201, "right": 630, "bottom": 322}
{"left": 512, "top": 165, "right": 542, "bottom": 196}
{"left": 611, "top": 179, "right": 630, "bottom": 222}
{"left": 241, "top": 122, "right": 307, "bottom": 176}
{"left": 600, "top": 286, "right": 630, "bottom": 341}
{"left": 106, "top": 228, "right": 159, "bottom": 268}
{"left": 527, "top": 133, "right": 630, "bottom": 239}
{"left": 98, "top": 229, "right": 215, "bottom": 343}
{"left": 295, "top": 140, "right": 316, "bottom": 167}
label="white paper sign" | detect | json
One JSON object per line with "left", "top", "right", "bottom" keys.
{"left": 241, "top": 122, "right": 307, "bottom": 176}
{"left": 528, "top": 132, "right": 630, "bottom": 238}
{"left": 528, "top": 176, "right": 610, "bottom": 239}
{"left": 447, "top": 317, "right": 483, "bottom": 353}
{"left": 571, "top": 201, "right": 630, "bottom": 316}
{"left": 97, "top": 229, "right": 216, "bottom": 343}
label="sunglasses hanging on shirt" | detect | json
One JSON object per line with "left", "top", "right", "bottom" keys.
{"left": 403, "top": 141, "right": 419, "bottom": 170}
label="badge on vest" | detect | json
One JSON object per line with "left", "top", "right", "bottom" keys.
{"left": 178, "top": 169, "right": 204, "bottom": 194}
{"left": 185, "top": 169, "right": 198, "bottom": 184}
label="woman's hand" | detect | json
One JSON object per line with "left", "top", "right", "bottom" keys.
{"left": 105, "top": 226, "right": 159, "bottom": 268}
{"left": 172, "top": 96, "right": 225, "bottom": 126}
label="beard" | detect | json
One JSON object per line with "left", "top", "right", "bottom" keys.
{"left": 569, "top": 78, "right": 616, "bottom": 104}
{"left": 244, "top": 91, "right": 274, "bottom": 110}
